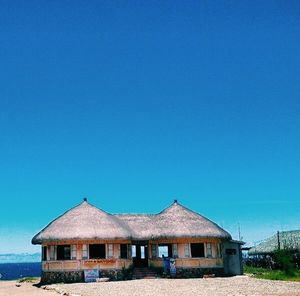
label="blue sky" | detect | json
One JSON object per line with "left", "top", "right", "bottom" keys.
{"left": 0, "top": 1, "right": 300, "bottom": 253}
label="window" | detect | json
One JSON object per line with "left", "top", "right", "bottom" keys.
{"left": 42, "top": 246, "right": 47, "bottom": 261}
{"left": 128, "top": 244, "right": 132, "bottom": 258}
{"left": 57, "top": 245, "right": 71, "bottom": 260}
{"left": 191, "top": 243, "right": 205, "bottom": 258}
{"left": 120, "top": 244, "right": 128, "bottom": 259}
{"left": 226, "top": 248, "right": 236, "bottom": 255}
{"left": 184, "top": 243, "right": 190, "bottom": 257}
{"left": 82, "top": 244, "right": 88, "bottom": 259}
{"left": 140, "top": 246, "right": 145, "bottom": 259}
{"left": 218, "top": 243, "right": 223, "bottom": 258}
{"left": 49, "top": 246, "right": 56, "bottom": 260}
{"left": 151, "top": 244, "right": 157, "bottom": 258}
{"left": 89, "top": 244, "right": 106, "bottom": 259}
{"left": 108, "top": 244, "right": 113, "bottom": 258}
{"left": 158, "top": 246, "right": 168, "bottom": 257}
{"left": 206, "top": 243, "right": 212, "bottom": 258}
{"left": 172, "top": 244, "right": 178, "bottom": 258}
{"left": 131, "top": 245, "right": 136, "bottom": 258}
{"left": 158, "top": 244, "right": 172, "bottom": 258}
{"left": 71, "top": 245, "right": 77, "bottom": 260}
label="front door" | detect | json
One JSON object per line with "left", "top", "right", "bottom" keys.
{"left": 132, "top": 243, "right": 148, "bottom": 267}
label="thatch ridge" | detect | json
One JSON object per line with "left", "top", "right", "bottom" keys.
{"left": 152, "top": 201, "right": 231, "bottom": 239}
{"left": 32, "top": 200, "right": 132, "bottom": 244}
{"left": 159, "top": 201, "right": 231, "bottom": 237}
{"left": 31, "top": 200, "right": 88, "bottom": 245}
{"left": 32, "top": 199, "right": 232, "bottom": 244}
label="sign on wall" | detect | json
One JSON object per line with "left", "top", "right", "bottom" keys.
{"left": 84, "top": 269, "right": 99, "bottom": 282}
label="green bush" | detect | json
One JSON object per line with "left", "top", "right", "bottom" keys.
{"left": 243, "top": 265, "right": 300, "bottom": 282}
{"left": 273, "top": 249, "right": 296, "bottom": 275}
{"left": 119, "top": 265, "right": 133, "bottom": 280}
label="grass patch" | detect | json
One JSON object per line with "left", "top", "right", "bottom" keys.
{"left": 244, "top": 266, "right": 300, "bottom": 282}
{"left": 17, "top": 277, "right": 39, "bottom": 283}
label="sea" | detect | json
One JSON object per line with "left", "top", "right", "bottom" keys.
{"left": 0, "top": 262, "right": 41, "bottom": 280}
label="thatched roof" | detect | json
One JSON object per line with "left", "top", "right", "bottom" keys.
{"left": 248, "top": 230, "right": 300, "bottom": 255}
{"left": 32, "top": 199, "right": 231, "bottom": 244}
{"left": 116, "top": 202, "right": 231, "bottom": 240}
{"left": 32, "top": 200, "right": 132, "bottom": 244}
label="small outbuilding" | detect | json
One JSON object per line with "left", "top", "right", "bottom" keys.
{"left": 32, "top": 199, "right": 243, "bottom": 283}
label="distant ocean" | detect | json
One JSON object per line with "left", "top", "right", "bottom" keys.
{"left": 0, "top": 262, "right": 41, "bottom": 280}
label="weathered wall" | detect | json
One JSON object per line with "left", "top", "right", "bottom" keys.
{"left": 149, "top": 258, "right": 223, "bottom": 268}
{"left": 43, "top": 259, "right": 132, "bottom": 271}
{"left": 42, "top": 238, "right": 229, "bottom": 275}
{"left": 222, "top": 241, "right": 243, "bottom": 275}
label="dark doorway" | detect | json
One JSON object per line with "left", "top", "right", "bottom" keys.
{"left": 132, "top": 242, "right": 148, "bottom": 267}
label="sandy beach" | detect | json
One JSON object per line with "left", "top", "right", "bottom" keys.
{"left": 1, "top": 276, "right": 300, "bottom": 296}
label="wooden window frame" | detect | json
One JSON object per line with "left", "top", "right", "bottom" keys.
{"left": 107, "top": 244, "right": 113, "bottom": 258}
{"left": 184, "top": 243, "right": 190, "bottom": 258}
{"left": 82, "top": 244, "right": 88, "bottom": 260}
{"left": 49, "top": 245, "right": 56, "bottom": 261}
{"left": 172, "top": 244, "right": 178, "bottom": 258}
{"left": 151, "top": 244, "right": 157, "bottom": 258}
{"left": 206, "top": 243, "right": 212, "bottom": 258}
{"left": 71, "top": 245, "right": 77, "bottom": 260}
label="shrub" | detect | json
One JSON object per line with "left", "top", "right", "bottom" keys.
{"left": 273, "top": 249, "right": 296, "bottom": 275}
{"left": 119, "top": 265, "right": 133, "bottom": 280}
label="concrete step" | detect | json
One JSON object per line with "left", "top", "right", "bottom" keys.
{"left": 132, "top": 268, "right": 158, "bottom": 279}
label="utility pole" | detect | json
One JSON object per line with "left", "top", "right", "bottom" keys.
{"left": 277, "top": 231, "right": 280, "bottom": 250}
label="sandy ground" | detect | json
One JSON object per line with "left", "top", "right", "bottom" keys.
{"left": 48, "top": 276, "right": 300, "bottom": 296}
{"left": 0, "top": 280, "right": 57, "bottom": 296}
{"left": 1, "top": 276, "right": 300, "bottom": 296}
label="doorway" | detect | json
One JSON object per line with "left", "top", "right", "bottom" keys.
{"left": 132, "top": 242, "right": 148, "bottom": 267}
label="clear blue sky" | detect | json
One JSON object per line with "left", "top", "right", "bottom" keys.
{"left": 0, "top": 1, "right": 299, "bottom": 253}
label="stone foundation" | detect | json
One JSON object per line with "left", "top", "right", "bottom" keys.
{"left": 41, "top": 267, "right": 224, "bottom": 283}
{"left": 175, "top": 267, "right": 225, "bottom": 278}
{"left": 41, "top": 268, "right": 131, "bottom": 284}
{"left": 100, "top": 269, "right": 125, "bottom": 281}
{"left": 41, "top": 271, "right": 84, "bottom": 284}
{"left": 150, "top": 267, "right": 225, "bottom": 278}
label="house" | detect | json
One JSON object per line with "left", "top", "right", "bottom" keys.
{"left": 249, "top": 230, "right": 300, "bottom": 256}
{"left": 32, "top": 198, "right": 243, "bottom": 283}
